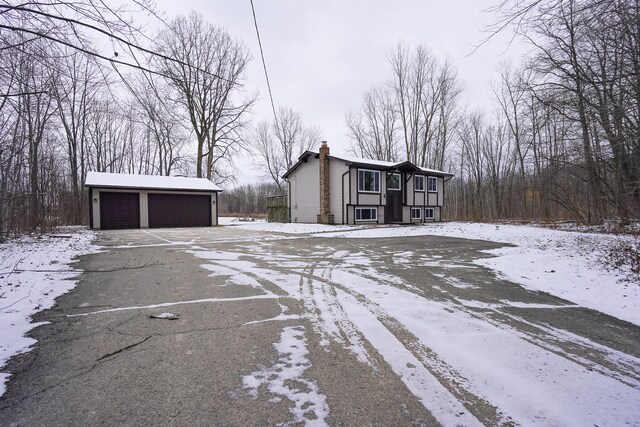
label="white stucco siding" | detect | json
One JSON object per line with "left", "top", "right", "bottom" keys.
{"left": 289, "top": 156, "right": 320, "bottom": 223}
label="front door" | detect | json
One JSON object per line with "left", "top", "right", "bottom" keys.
{"left": 385, "top": 173, "right": 403, "bottom": 223}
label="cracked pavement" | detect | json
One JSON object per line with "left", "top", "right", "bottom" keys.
{"left": 0, "top": 225, "right": 638, "bottom": 426}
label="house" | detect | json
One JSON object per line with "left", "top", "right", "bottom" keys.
{"left": 283, "top": 143, "right": 453, "bottom": 225}
{"left": 84, "top": 172, "right": 221, "bottom": 230}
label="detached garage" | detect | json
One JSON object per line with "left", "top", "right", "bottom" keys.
{"left": 85, "top": 172, "right": 221, "bottom": 230}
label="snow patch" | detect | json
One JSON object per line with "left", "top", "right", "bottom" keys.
{"left": 334, "top": 288, "right": 482, "bottom": 427}
{"left": 0, "top": 228, "right": 101, "bottom": 396}
{"left": 68, "top": 295, "right": 277, "bottom": 317}
{"left": 320, "top": 222, "right": 640, "bottom": 325}
{"left": 328, "top": 266, "right": 640, "bottom": 426}
{"left": 243, "top": 326, "right": 330, "bottom": 426}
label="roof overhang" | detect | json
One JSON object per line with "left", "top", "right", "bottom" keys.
{"left": 282, "top": 150, "right": 316, "bottom": 179}
{"left": 335, "top": 157, "right": 453, "bottom": 177}
{"left": 282, "top": 150, "right": 455, "bottom": 179}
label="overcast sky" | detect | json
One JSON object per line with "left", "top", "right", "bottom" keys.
{"left": 154, "top": 0, "right": 527, "bottom": 185}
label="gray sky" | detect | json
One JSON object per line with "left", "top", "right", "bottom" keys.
{"left": 154, "top": 0, "right": 526, "bottom": 185}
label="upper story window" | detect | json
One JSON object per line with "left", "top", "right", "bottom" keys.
{"left": 387, "top": 173, "right": 401, "bottom": 191}
{"left": 414, "top": 175, "right": 425, "bottom": 191}
{"left": 358, "top": 169, "right": 380, "bottom": 193}
{"left": 428, "top": 176, "right": 437, "bottom": 192}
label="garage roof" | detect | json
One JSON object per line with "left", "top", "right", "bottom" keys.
{"left": 85, "top": 172, "right": 221, "bottom": 192}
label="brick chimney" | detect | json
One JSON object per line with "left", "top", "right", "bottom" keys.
{"left": 317, "top": 141, "right": 334, "bottom": 224}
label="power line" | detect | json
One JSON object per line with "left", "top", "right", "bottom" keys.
{"left": 0, "top": 5, "right": 241, "bottom": 86}
{"left": 249, "top": 0, "right": 279, "bottom": 126}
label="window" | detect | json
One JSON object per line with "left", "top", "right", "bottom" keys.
{"left": 414, "top": 175, "right": 425, "bottom": 191}
{"left": 411, "top": 207, "right": 422, "bottom": 220}
{"left": 425, "top": 207, "right": 435, "bottom": 220}
{"left": 355, "top": 207, "right": 378, "bottom": 221}
{"left": 358, "top": 169, "right": 380, "bottom": 193}
{"left": 428, "top": 176, "right": 437, "bottom": 192}
{"left": 386, "top": 173, "right": 401, "bottom": 191}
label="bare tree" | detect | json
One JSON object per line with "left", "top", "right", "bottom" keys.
{"left": 50, "top": 49, "right": 101, "bottom": 223}
{"left": 388, "top": 42, "right": 462, "bottom": 168}
{"left": 458, "top": 111, "right": 487, "bottom": 219}
{"left": 488, "top": 0, "right": 640, "bottom": 223}
{"left": 493, "top": 63, "right": 532, "bottom": 217}
{"left": 0, "top": 0, "right": 176, "bottom": 82}
{"left": 346, "top": 86, "right": 399, "bottom": 161}
{"left": 249, "top": 107, "right": 321, "bottom": 192}
{"left": 155, "top": 12, "right": 255, "bottom": 183}
{"left": 133, "top": 77, "right": 189, "bottom": 176}
{"left": 9, "top": 37, "right": 58, "bottom": 230}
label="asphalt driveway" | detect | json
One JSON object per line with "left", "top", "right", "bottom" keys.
{"left": 0, "top": 225, "right": 638, "bottom": 426}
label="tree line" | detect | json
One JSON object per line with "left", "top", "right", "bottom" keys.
{"left": 347, "top": 0, "right": 639, "bottom": 224}
{"left": 0, "top": 3, "right": 254, "bottom": 239}
{"left": 1, "top": 0, "right": 637, "bottom": 237}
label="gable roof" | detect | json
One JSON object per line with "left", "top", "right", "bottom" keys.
{"left": 283, "top": 150, "right": 453, "bottom": 179}
{"left": 84, "top": 172, "right": 222, "bottom": 192}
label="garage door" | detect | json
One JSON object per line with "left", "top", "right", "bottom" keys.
{"left": 148, "top": 193, "right": 211, "bottom": 228}
{"left": 100, "top": 192, "right": 140, "bottom": 230}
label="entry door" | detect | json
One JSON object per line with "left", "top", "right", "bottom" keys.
{"left": 385, "top": 173, "right": 403, "bottom": 223}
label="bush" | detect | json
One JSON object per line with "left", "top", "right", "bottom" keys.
{"left": 604, "top": 236, "right": 640, "bottom": 283}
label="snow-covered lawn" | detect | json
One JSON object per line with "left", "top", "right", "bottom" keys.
{"left": 0, "top": 228, "right": 99, "bottom": 395}
{"left": 227, "top": 218, "right": 639, "bottom": 326}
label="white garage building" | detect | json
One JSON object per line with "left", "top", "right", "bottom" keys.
{"left": 85, "top": 172, "right": 221, "bottom": 230}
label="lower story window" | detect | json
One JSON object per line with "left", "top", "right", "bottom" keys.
{"left": 425, "top": 207, "right": 435, "bottom": 220}
{"left": 355, "top": 207, "right": 378, "bottom": 221}
{"left": 411, "top": 207, "right": 422, "bottom": 220}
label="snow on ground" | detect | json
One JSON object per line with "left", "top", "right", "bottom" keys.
{"left": 23, "top": 223, "right": 635, "bottom": 425}
{"left": 330, "top": 268, "right": 639, "bottom": 426}
{"left": 0, "top": 227, "right": 100, "bottom": 396}
{"left": 219, "top": 216, "right": 358, "bottom": 234}
{"left": 320, "top": 222, "right": 640, "bottom": 326}
{"left": 223, "top": 218, "right": 638, "bottom": 324}
{"left": 243, "top": 326, "right": 330, "bottom": 425}
{"left": 184, "top": 224, "right": 640, "bottom": 426}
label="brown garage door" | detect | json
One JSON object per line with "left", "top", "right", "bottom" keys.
{"left": 148, "top": 193, "right": 211, "bottom": 228}
{"left": 100, "top": 192, "right": 140, "bottom": 230}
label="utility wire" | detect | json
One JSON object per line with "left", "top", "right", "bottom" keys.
{"left": 250, "top": 0, "right": 279, "bottom": 127}
{"left": 0, "top": 5, "right": 240, "bottom": 85}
